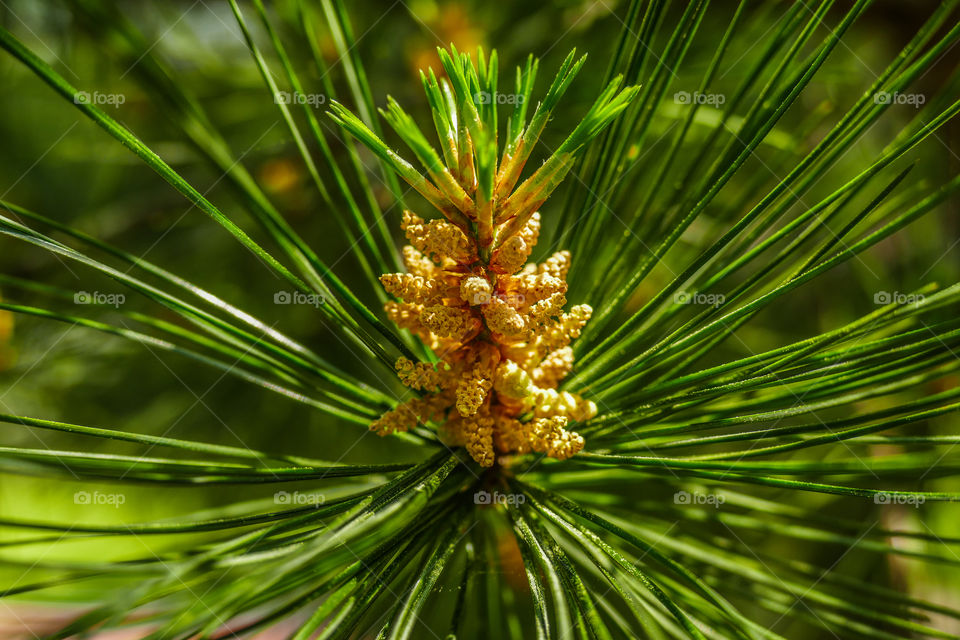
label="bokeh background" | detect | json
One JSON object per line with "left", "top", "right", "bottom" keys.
{"left": 0, "top": 0, "right": 958, "bottom": 637}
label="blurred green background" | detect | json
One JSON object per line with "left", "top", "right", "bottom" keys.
{"left": 0, "top": 0, "right": 958, "bottom": 635}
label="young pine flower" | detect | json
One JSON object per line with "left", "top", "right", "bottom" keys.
{"left": 330, "top": 45, "right": 638, "bottom": 466}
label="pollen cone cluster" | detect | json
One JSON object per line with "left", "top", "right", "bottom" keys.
{"left": 373, "top": 210, "right": 596, "bottom": 466}
{"left": 328, "top": 45, "right": 637, "bottom": 466}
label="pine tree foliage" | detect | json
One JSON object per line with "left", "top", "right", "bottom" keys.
{"left": 0, "top": 1, "right": 959, "bottom": 638}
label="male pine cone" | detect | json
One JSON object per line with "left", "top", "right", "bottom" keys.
{"left": 374, "top": 210, "right": 596, "bottom": 467}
